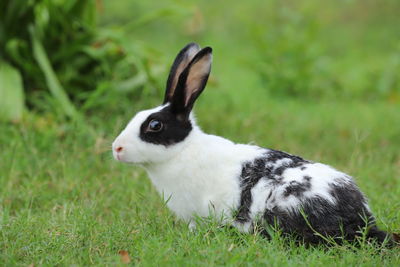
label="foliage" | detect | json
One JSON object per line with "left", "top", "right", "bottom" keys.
{"left": 248, "top": 1, "right": 334, "bottom": 98}
{"left": 0, "top": 0, "right": 146, "bottom": 121}
{"left": 2, "top": 0, "right": 399, "bottom": 122}
{"left": 246, "top": 0, "right": 400, "bottom": 99}
{"left": 0, "top": 62, "right": 24, "bottom": 122}
{"left": 104, "top": 0, "right": 400, "bottom": 101}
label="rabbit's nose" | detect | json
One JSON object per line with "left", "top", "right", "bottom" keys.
{"left": 115, "top": 146, "right": 123, "bottom": 153}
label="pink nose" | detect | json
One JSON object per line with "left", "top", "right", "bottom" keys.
{"left": 115, "top": 146, "right": 123, "bottom": 153}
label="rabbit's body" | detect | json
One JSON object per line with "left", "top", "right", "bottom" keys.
{"left": 145, "top": 125, "right": 263, "bottom": 223}
{"left": 143, "top": 122, "right": 379, "bottom": 243}
{"left": 113, "top": 43, "right": 395, "bottom": 245}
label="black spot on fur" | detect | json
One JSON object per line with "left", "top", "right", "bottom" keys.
{"left": 283, "top": 176, "right": 312, "bottom": 198}
{"left": 270, "top": 151, "right": 309, "bottom": 176}
{"left": 139, "top": 105, "right": 192, "bottom": 146}
{"left": 266, "top": 150, "right": 308, "bottom": 164}
{"left": 267, "top": 191, "right": 273, "bottom": 201}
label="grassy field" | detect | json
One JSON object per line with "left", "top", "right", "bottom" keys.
{"left": 1, "top": 98, "right": 400, "bottom": 266}
{"left": 1, "top": 0, "right": 400, "bottom": 266}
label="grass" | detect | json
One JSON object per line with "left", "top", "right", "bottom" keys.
{"left": 1, "top": 96, "right": 399, "bottom": 266}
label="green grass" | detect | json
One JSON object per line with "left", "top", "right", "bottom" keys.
{"left": 1, "top": 96, "right": 399, "bottom": 266}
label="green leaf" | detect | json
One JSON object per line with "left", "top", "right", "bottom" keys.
{"left": 0, "top": 61, "right": 25, "bottom": 122}
{"left": 29, "top": 25, "right": 79, "bottom": 119}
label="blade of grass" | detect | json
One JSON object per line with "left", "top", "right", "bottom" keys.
{"left": 0, "top": 61, "right": 25, "bottom": 122}
{"left": 29, "top": 25, "right": 79, "bottom": 119}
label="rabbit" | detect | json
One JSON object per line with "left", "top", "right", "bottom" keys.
{"left": 112, "top": 43, "right": 397, "bottom": 245}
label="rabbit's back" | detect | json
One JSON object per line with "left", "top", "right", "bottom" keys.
{"left": 235, "top": 149, "right": 387, "bottom": 243}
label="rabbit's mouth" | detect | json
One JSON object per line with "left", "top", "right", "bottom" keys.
{"left": 114, "top": 153, "right": 130, "bottom": 163}
{"left": 112, "top": 146, "right": 123, "bottom": 161}
{"left": 112, "top": 149, "right": 138, "bottom": 164}
{"left": 112, "top": 149, "right": 127, "bottom": 163}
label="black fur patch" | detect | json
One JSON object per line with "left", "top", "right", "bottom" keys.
{"left": 265, "top": 149, "right": 306, "bottom": 163}
{"left": 235, "top": 157, "right": 271, "bottom": 223}
{"left": 266, "top": 150, "right": 309, "bottom": 176}
{"left": 261, "top": 182, "right": 387, "bottom": 244}
{"left": 283, "top": 176, "right": 312, "bottom": 198}
{"left": 236, "top": 150, "right": 308, "bottom": 223}
{"left": 139, "top": 105, "right": 192, "bottom": 146}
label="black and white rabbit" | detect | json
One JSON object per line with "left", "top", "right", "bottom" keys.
{"left": 112, "top": 43, "right": 397, "bottom": 245}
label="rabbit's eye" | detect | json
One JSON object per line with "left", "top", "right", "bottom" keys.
{"left": 148, "top": 119, "right": 163, "bottom": 132}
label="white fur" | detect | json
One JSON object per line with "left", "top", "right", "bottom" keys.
{"left": 113, "top": 107, "right": 265, "bottom": 224}
{"left": 249, "top": 179, "right": 270, "bottom": 221}
{"left": 273, "top": 163, "right": 344, "bottom": 210}
{"left": 145, "top": 128, "right": 264, "bottom": 222}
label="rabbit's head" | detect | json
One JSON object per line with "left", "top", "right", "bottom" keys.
{"left": 112, "top": 43, "right": 212, "bottom": 164}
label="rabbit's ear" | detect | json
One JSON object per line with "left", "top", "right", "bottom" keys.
{"left": 164, "top": 43, "right": 201, "bottom": 104}
{"left": 170, "top": 47, "right": 212, "bottom": 117}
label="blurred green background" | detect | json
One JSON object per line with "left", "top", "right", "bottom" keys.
{"left": 1, "top": 0, "right": 400, "bottom": 265}
{"left": 1, "top": 0, "right": 400, "bottom": 122}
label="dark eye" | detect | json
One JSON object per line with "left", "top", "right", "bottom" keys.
{"left": 148, "top": 119, "right": 163, "bottom": 132}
